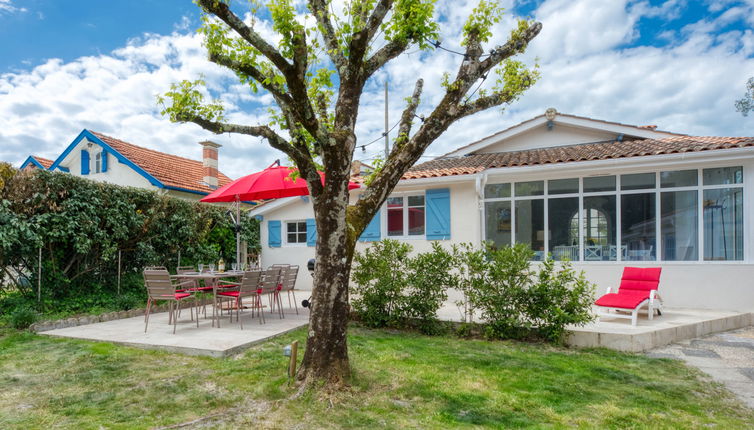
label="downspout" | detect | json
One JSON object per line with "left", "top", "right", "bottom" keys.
{"left": 475, "top": 171, "right": 488, "bottom": 246}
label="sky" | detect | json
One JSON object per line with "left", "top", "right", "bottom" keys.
{"left": 0, "top": 0, "right": 752, "bottom": 179}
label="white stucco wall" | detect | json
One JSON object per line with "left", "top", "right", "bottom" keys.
{"left": 57, "top": 138, "right": 156, "bottom": 190}
{"left": 253, "top": 150, "right": 754, "bottom": 312}
{"left": 478, "top": 124, "right": 620, "bottom": 153}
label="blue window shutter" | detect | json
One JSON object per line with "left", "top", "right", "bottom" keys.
{"left": 101, "top": 151, "right": 108, "bottom": 172}
{"left": 359, "top": 210, "right": 381, "bottom": 242}
{"left": 80, "top": 150, "right": 90, "bottom": 175}
{"left": 268, "top": 220, "right": 281, "bottom": 248}
{"left": 426, "top": 188, "right": 451, "bottom": 240}
{"left": 306, "top": 218, "right": 317, "bottom": 247}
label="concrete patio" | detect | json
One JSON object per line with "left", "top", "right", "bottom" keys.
{"left": 567, "top": 308, "right": 752, "bottom": 352}
{"left": 41, "top": 306, "right": 309, "bottom": 357}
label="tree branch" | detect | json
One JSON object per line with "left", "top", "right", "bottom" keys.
{"left": 349, "top": 0, "right": 393, "bottom": 65}
{"left": 308, "top": 0, "right": 347, "bottom": 71}
{"left": 208, "top": 51, "right": 294, "bottom": 106}
{"left": 197, "top": 0, "right": 292, "bottom": 75}
{"left": 176, "top": 112, "right": 300, "bottom": 159}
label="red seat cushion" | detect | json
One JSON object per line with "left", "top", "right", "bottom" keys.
{"left": 175, "top": 293, "right": 191, "bottom": 300}
{"left": 218, "top": 291, "right": 240, "bottom": 298}
{"left": 595, "top": 290, "right": 650, "bottom": 309}
{"left": 619, "top": 267, "right": 661, "bottom": 292}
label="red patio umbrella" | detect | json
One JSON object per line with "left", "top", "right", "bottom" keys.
{"left": 200, "top": 160, "right": 360, "bottom": 265}
{"left": 200, "top": 160, "right": 360, "bottom": 203}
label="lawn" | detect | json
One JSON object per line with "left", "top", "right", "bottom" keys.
{"left": 1, "top": 326, "right": 752, "bottom": 429}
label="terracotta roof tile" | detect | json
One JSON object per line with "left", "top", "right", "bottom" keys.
{"left": 405, "top": 136, "right": 754, "bottom": 180}
{"left": 91, "top": 132, "right": 233, "bottom": 194}
{"left": 30, "top": 156, "right": 54, "bottom": 169}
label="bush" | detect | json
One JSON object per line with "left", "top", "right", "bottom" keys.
{"left": 351, "top": 240, "right": 452, "bottom": 334}
{"left": 466, "top": 243, "right": 596, "bottom": 343}
{"left": 352, "top": 240, "right": 596, "bottom": 343}
{"left": 0, "top": 167, "right": 259, "bottom": 317}
{"left": 10, "top": 307, "right": 37, "bottom": 329}
{"left": 351, "top": 239, "right": 411, "bottom": 328}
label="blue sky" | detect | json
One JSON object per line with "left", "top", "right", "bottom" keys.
{"left": 1, "top": 0, "right": 753, "bottom": 178}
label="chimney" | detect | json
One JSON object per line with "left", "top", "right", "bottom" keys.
{"left": 200, "top": 140, "right": 222, "bottom": 188}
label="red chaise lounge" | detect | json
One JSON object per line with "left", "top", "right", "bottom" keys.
{"left": 595, "top": 267, "right": 663, "bottom": 326}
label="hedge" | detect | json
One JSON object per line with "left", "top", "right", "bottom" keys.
{"left": 0, "top": 164, "right": 259, "bottom": 318}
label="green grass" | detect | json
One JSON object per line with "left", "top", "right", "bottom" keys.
{"left": 1, "top": 326, "right": 752, "bottom": 429}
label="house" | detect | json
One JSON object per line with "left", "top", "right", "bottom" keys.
{"left": 20, "top": 155, "right": 54, "bottom": 170}
{"left": 248, "top": 109, "right": 754, "bottom": 311}
{"left": 20, "top": 129, "right": 233, "bottom": 200}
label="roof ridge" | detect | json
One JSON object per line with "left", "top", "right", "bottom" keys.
{"left": 441, "top": 111, "right": 686, "bottom": 157}
{"left": 90, "top": 131, "right": 214, "bottom": 166}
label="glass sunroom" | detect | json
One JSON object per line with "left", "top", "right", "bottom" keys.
{"left": 483, "top": 166, "right": 744, "bottom": 263}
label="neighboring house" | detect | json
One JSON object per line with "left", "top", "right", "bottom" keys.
{"left": 250, "top": 109, "right": 754, "bottom": 311}
{"left": 20, "top": 129, "right": 233, "bottom": 200}
{"left": 20, "top": 155, "right": 54, "bottom": 170}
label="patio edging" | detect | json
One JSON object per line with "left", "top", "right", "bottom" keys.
{"left": 29, "top": 298, "right": 215, "bottom": 333}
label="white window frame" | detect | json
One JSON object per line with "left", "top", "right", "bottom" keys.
{"left": 94, "top": 151, "right": 102, "bottom": 174}
{"left": 383, "top": 192, "right": 426, "bottom": 239}
{"left": 284, "top": 220, "right": 308, "bottom": 246}
{"left": 481, "top": 163, "right": 747, "bottom": 264}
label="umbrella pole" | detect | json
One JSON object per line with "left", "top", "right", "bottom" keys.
{"left": 236, "top": 197, "right": 241, "bottom": 268}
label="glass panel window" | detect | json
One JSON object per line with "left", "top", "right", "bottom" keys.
{"left": 484, "top": 183, "right": 511, "bottom": 199}
{"left": 621, "top": 193, "right": 656, "bottom": 261}
{"left": 485, "top": 201, "right": 512, "bottom": 249}
{"left": 583, "top": 176, "right": 616, "bottom": 193}
{"left": 286, "top": 221, "right": 307, "bottom": 244}
{"left": 621, "top": 173, "right": 655, "bottom": 190}
{"left": 661, "top": 169, "right": 697, "bottom": 188}
{"left": 515, "top": 181, "right": 544, "bottom": 197}
{"left": 407, "top": 195, "right": 425, "bottom": 236}
{"left": 704, "top": 188, "right": 744, "bottom": 260}
{"left": 387, "top": 197, "right": 404, "bottom": 237}
{"left": 548, "top": 178, "right": 579, "bottom": 195}
{"left": 515, "top": 199, "right": 545, "bottom": 260}
{"left": 548, "top": 197, "right": 579, "bottom": 261}
{"left": 661, "top": 191, "right": 698, "bottom": 261}
{"left": 703, "top": 167, "right": 743, "bottom": 185}
{"left": 582, "top": 195, "right": 617, "bottom": 261}
{"left": 95, "top": 152, "right": 102, "bottom": 173}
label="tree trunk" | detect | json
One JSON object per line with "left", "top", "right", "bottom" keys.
{"left": 298, "top": 168, "right": 355, "bottom": 386}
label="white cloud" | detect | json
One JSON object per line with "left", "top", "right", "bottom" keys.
{"left": 0, "top": 0, "right": 753, "bottom": 179}
{"left": 0, "top": 0, "right": 26, "bottom": 14}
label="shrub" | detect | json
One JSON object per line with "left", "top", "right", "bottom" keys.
{"left": 404, "top": 243, "right": 452, "bottom": 334}
{"left": 10, "top": 307, "right": 37, "bottom": 330}
{"left": 466, "top": 243, "right": 595, "bottom": 342}
{"left": 351, "top": 240, "right": 452, "bottom": 333}
{"left": 351, "top": 239, "right": 411, "bottom": 328}
{"left": 0, "top": 168, "right": 259, "bottom": 317}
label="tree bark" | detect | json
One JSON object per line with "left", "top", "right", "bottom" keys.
{"left": 298, "top": 159, "right": 355, "bottom": 385}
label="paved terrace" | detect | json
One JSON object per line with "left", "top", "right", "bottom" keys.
{"left": 41, "top": 306, "right": 309, "bottom": 357}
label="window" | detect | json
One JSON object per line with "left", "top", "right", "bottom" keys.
{"left": 484, "top": 183, "right": 511, "bottom": 198}
{"left": 482, "top": 166, "right": 744, "bottom": 262}
{"left": 387, "top": 195, "right": 425, "bottom": 237}
{"left": 95, "top": 152, "right": 102, "bottom": 173}
{"left": 515, "top": 199, "right": 545, "bottom": 260}
{"left": 621, "top": 193, "right": 656, "bottom": 261}
{"left": 484, "top": 201, "right": 511, "bottom": 248}
{"left": 703, "top": 188, "right": 743, "bottom": 260}
{"left": 583, "top": 196, "right": 617, "bottom": 261}
{"left": 286, "top": 221, "right": 307, "bottom": 244}
{"left": 549, "top": 197, "right": 579, "bottom": 261}
{"left": 661, "top": 190, "right": 698, "bottom": 260}
{"left": 661, "top": 169, "right": 697, "bottom": 188}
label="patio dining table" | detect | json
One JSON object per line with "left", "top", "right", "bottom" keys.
{"left": 170, "top": 270, "right": 245, "bottom": 328}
